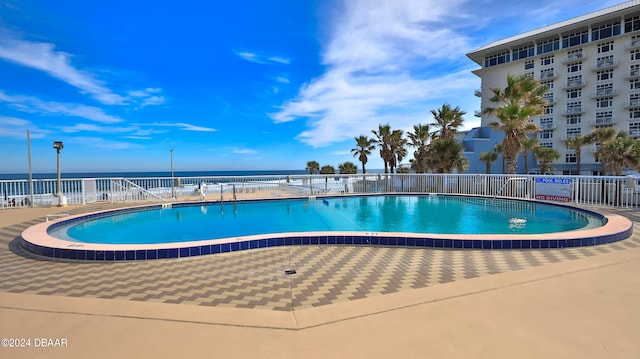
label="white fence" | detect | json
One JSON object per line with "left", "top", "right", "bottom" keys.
{"left": 2, "top": 174, "right": 640, "bottom": 209}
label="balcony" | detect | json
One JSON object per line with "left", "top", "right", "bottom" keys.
{"left": 562, "top": 53, "right": 585, "bottom": 64}
{"left": 541, "top": 95, "right": 555, "bottom": 104}
{"left": 626, "top": 38, "right": 640, "bottom": 50}
{"left": 591, "top": 116, "right": 617, "bottom": 126}
{"left": 562, "top": 107, "right": 585, "bottom": 115}
{"left": 592, "top": 59, "right": 617, "bottom": 71}
{"left": 590, "top": 89, "right": 617, "bottom": 98}
{"left": 630, "top": 129, "right": 640, "bottom": 138}
{"left": 539, "top": 71, "right": 557, "bottom": 80}
{"left": 562, "top": 79, "right": 586, "bottom": 90}
{"left": 539, "top": 122, "right": 556, "bottom": 130}
{"left": 624, "top": 99, "right": 640, "bottom": 108}
{"left": 561, "top": 134, "right": 581, "bottom": 141}
{"left": 625, "top": 70, "right": 640, "bottom": 80}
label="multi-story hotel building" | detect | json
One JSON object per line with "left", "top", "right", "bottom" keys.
{"left": 466, "top": 0, "right": 640, "bottom": 175}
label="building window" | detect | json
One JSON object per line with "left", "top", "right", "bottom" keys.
{"left": 566, "top": 127, "right": 581, "bottom": 139}
{"left": 597, "top": 69, "right": 613, "bottom": 81}
{"left": 542, "top": 93, "right": 554, "bottom": 103}
{"left": 539, "top": 130, "right": 553, "bottom": 140}
{"left": 595, "top": 111, "right": 614, "bottom": 126}
{"left": 597, "top": 41, "right": 614, "bottom": 53}
{"left": 540, "top": 55, "right": 554, "bottom": 67}
{"left": 592, "top": 22, "right": 620, "bottom": 41}
{"left": 513, "top": 44, "right": 535, "bottom": 60}
{"left": 596, "top": 97, "right": 613, "bottom": 108}
{"left": 631, "top": 64, "right": 640, "bottom": 77}
{"left": 566, "top": 101, "right": 582, "bottom": 114}
{"left": 625, "top": 15, "right": 640, "bottom": 33}
{"left": 525, "top": 59, "right": 534, "bottom": 70}
{"left": 631, "top": 79, "right": 640, "bottom": 90}
{"left": 566, "top": 115, "right": 581, "bottom": 125}
{"left": 567, "top": 62, "right": 582, "bottom": 73}
{"left": 567, "top": 75, "right": 583, "bottom": 87}
{"left": 629, "top": 122, "right": 640, "bottom": 138}
{"left": 596, "top": 55, "right": 614, "bottom": 68}
{"left": 525, "top": 71, "right": 534, "bottom": 79}
{"left": 484, "top": 51, "right": 510, "bottom": 67}
{"left": 543, "top": 105, "right": 553, "bottom": 115}
{"left": 595, "top": 83, "right": 614, "bottom": 96}
{"left": 631, "top": 49, "right": 640, "bottom": 62}
{"left": 540, "top": 118, "right": 554, "bottom": 130}
{"left": 537, "top": 38, "right": 560, "bottom": 55}
{"left": 540, "top": 68, "right": 555, "bottom": 80}
{"left": 541, "top": 80, "right": 554, "bottom": 90}
{"left": 630, "top": 109, "right": 640, "bottom": 120}
{"left": 630, "top": 93, "right": 640, "bottom": 107}
{"left": 631, "top": 35, "right": 640, "bottom": 48}
{"left": 565, "top": 151, "right": 577, "bottom": 163}
{"left": 562, "top": 30, "right": 588, "bottom": 48}
{"left": 567, "top": 89, "right": 581, "bottom": 99}
{"left": 566, "top": 49, "right": 583, "bottom": 62}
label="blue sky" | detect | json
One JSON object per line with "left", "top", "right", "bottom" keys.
{"left": 0, "top": 0, "right": 625, "bottom": 173}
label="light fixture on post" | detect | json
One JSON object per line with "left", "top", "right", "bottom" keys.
{"left": 53, "top": 141, "right": 67, "bottom": 207}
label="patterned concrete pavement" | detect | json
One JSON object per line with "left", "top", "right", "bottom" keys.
{"left": 0, "top": 203, "right": 638, "bottom": 312}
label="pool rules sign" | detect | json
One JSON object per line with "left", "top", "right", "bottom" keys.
{"left": 535, "top": 178, "right": 571, "bottom": 202}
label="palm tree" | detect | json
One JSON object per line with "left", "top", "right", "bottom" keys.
{"left": 305, "top": 160, "right": 320, "bottom": 174}
{"left": 320, "top": 165, "right": 335, "bottom": 191}
{"left": 494, "top": 143, "right": 505, "bottom": 173}
{"left": 483, "top": 74, "right": 548, "bottom": 174}
{"left": 389, "top": 129, "right": 407, "bottom": 173}
{"left": 430, "top": 104, "right": 465, "bottom": 140}
{"left": 584, "top": 127, "right": 616, "bottom": 174}
{"left": 351, "top": 135, "right": 375, "bottom": 174}
{"left": 521, "top": 137, "right": 538, "bottom": 175}
{"left": 338, "top": 161, "right": 357, "bottom": 174}
{"left": 533, "top": 147, "right": 560, "bottom": 174}
{"left": 371, "top": 124, "right": 393, "bottom": 173}
{"left": 407, "top": 124, "right": 431, "bottom": 173}
{"left": 427, "top": 138, "right": 469, "bottom": 173}
{"left": 562, "top": 135, "right": 587, "bottom": 175}
{"left": 479, "top": 151, "right": 498, "bottom": 174}
{"left": 598, "top": 132, "right": 640, "bottom": 175}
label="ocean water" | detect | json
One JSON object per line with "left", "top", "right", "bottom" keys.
{"left": 0, "top": 169, "right": 383, "bottom": 181}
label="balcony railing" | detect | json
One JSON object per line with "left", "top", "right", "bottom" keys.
{"left": 592, "top": 59, "right": 617, "bottom": 71}
{"left": 591, "top": 89, "right": 617, "bottom": 98}
{"left": 562, "top": 107, "right": 584, "bottom": 115}
{"left": 539, "top": 122, "right": 556, "bottom": 130}
{"left": 562, "top": 79, "right": 586, "bottom": 89}
{"left": 591, "top": 116, "right": 617, "bottom": 126}
{"left": 626, "top": 38, "right": 640, "bottom": 50}
{"left": 624, "top": 99, "right": 640, "bottom": 108}
{"left": 562, "top": 53, "right": 585, "bottom": 63}
{"left": 539, "top": 71, "right": 557, "bottom": 80}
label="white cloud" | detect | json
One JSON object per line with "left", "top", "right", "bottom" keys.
{"left": 0, "top": 29, "right": 166, "bottom": 108}
{"left": 271, "top": 0, "right": 479, "bottom": 147}
{"left": 0, "top": 90, "right": 123, "bottom": 123}
{"left": 0, "top": 116, "right": 48, "bottom": 138}
{"left": 68, "top": 136, "right": 142, "bottom": 150}
{"left": 144, "top": 122, "right": 217, "bottom": 132}
{"left": 232, "top": 148, "right": 258, "bottom": 155}
{"left": 0, "top": 31, "right": 127, "bottom": 105}
{"left": 236, "top": 51, "right": 291, "bottom": 65}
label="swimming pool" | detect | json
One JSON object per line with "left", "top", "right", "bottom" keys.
{"left": 21, "top": 194, "right": 634, "bottom": 261}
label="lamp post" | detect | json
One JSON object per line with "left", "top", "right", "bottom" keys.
{"left": 170, "top": 149, "right": 175, "bottom": 199}
{"left": 53, "top": 141, "right": 67, "bottom": 206}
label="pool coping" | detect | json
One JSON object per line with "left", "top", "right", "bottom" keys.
{"left": 20, "top": 194, "right": 634, "bottom": 261}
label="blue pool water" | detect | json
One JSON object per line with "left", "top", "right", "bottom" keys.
{"left": 48, "top": 195, "right": 604, "bottom": 245}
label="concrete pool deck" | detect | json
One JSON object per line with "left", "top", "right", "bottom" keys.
{"left": 1, "top": 202, "right": 640, "bottom": 358}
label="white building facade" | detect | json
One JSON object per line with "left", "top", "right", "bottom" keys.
{"left": 467, "top": 1, "right": 640, "bottom": 175}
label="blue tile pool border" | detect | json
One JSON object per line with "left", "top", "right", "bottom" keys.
{"left": 21, "top": 196, "right": 634, "bottom": 261}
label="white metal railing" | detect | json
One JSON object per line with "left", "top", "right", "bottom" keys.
{"left": 3, "top": 174, "right": 640, "bottom": 209}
